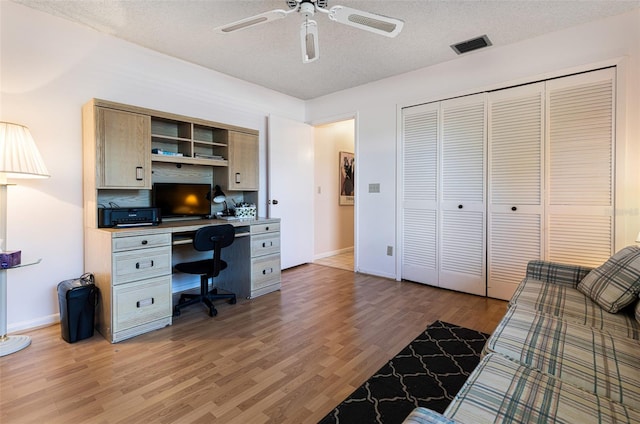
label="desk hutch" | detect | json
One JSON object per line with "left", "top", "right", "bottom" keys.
{"left": 82, "top": 99, "right": 281, "bottom": 343}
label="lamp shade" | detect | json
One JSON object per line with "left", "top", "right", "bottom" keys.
{"left": 636, "top": 231, "right": 640, "bottom": 243}
{"left": 212, "top": 185, "right": 226, "bottom": 204}
{"left": 0, "top": 122, "right": 49, "bottom": 180}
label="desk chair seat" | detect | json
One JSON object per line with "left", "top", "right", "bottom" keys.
{"left": 173, "top": 224, "right": 237, "bottom": 317}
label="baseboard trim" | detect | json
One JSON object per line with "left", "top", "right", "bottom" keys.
{"left": 8, "top": 313, "right": 59, "bottom": 333}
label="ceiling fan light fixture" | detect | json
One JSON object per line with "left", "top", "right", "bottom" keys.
{"left": 215, "top": 1, "right": 404, "bottom": 62}
{"left": 300, "top": 20, "right": 319, "bottom": 63}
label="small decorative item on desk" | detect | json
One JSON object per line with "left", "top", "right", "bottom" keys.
{"left": 234, "top": 203, "right": 257, "bottom": 219}
{"left": 0, "top": 250, "right": 21, "bottom": 269}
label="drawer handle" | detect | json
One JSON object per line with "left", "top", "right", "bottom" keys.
{"left": 511, "top": 206, "right": 517, "bottom": 211}
{"left": 136, "top": 298, "right": 154, "bottom": 308}
{"left": 262, "top": 267, "right": 273, "bottom": 275}
{"left": 458, "top": 204, "right": 463, "bottom": 209}
{"left": 135, "top": 260, "right": 154, "bottom": 269}
{"left": 262, "top": 241, "right": 273, "bottom": 248}
{"left": 265, "top": 226, "right": 269, "bottom": 231}
{"left": 141, "top": 240, "right": 148, "bottom": 245}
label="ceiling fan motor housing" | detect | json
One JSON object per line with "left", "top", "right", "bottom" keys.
{"left": 288, "top": 0, "right": 329, "bottom": 11}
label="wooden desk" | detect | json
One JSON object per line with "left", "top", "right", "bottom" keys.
{"left": 84, "top": 217, "right": 281, "bottom": 343}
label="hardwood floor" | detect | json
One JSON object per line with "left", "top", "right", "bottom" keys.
{"left": 0, "top": 264, "right": 507, "bottom": 424}
{"left": 313, "top": 251, "right": 354, "bottom": 271}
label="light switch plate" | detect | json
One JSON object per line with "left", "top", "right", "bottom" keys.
{"left": 369, "top": 183, "right": 380, "bottom": 193}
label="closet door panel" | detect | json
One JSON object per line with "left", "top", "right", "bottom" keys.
{"left": 439, "top": 210, "right": 485, "bottom": 295}
{"left": 401, "top": 103, "right": 439, "bottom": 285}
{"left": 546, "top": 68, "right": 614, "bottom": 267}
{"left": 439, "top": 94, "right": 486, "bottom": 296}
{"left": 489, "top": 213, "right": 542, "bottom": 298}
{"left": 402, "top": 209, "right": 438, "bottom": 284}
{"left": 487, "top": 83, "right": 544, "bottom": 300}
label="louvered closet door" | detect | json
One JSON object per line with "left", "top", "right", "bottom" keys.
{"left": 401, "top": 102, "right": 439, "bottom": 285}
{"left": 439, "top": 94, "right": 487, "bottom": 296}
{"left": 546, "top": 68, "right": 615, "bottom": 266}
{"left": 488, "top": 83, "right": 544, "bottom": 300}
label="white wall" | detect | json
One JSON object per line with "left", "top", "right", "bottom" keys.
{"left": 313, "top": 120, "right": 355, "bottom": 258}
{"left": 0, "top": 2, "right": 305, "bottom": 331}
{"left": 307, "top": 8, "right": 640, "bottom": 279}
{"left": 3, "top": 2, "right": 639, "bottom": 331}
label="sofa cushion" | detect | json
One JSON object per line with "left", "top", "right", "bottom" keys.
{"left": 443, "top": 353, "right": 640, "bottom": 424}
{"left": 484, "top": 305, "right": 640, "bottom": 409}
{"left": 509, "top": 278, "right": 640, "bottom": 339}
{"left": 577, "top": 246, "right": 640, "bottom": 313}
{"left": 636, "top": 299, "right": 640, "bottom": 323}
{"left": 402, "top": 408, "right": 458, "bottom": 424}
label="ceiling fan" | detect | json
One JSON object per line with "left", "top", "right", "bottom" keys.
{"left": 213, "top": 0, "right": 404, "bottom": 64}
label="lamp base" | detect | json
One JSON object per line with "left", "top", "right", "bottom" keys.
{"left": 0, "top": 334, "right": 31, "bottom": 357}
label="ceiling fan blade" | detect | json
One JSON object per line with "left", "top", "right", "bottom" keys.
{"left": 214, "top": 9, "right": 290, "bottom": 34}
{"left": 300, "top": 20, "right": 319, "bottom": 64}
{"left": 327, "top": 6, "right": 404, "bottom": 37}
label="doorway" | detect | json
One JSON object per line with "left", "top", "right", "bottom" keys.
{"left": 312, "top": 119, "right": 356, "bottom": 271}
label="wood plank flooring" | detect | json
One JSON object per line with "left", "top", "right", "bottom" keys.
{"left": 313, "top": 251, "right": 354, "bottom": 271}
{"left": 0, "top": 264, "right": 507, "bottom": 424}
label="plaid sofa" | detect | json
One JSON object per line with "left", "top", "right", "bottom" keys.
{"left": 404, "top": 252, "right": 640, "bottom": 424}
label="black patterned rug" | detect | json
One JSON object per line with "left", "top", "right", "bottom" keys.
{"left": 318, "top": 321, "right": 489, "bottom": 424}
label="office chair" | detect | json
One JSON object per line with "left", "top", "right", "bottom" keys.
{"left": 173, "top": 224, "right": 237, "bottom": 317}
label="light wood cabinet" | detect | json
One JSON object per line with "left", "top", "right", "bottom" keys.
{"left": 87, "top": 229, "right": 173, "bottom": 343}
{"left": 227, "top": 131, "right": 259, "bottom": 191}
{"left": 249, "top": 222, "right": 281, "bottom": 297}
{"left": 96, "top": 107, "right": 151, "bottom": 189}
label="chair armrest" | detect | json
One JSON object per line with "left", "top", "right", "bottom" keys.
{"left": 402, "top": 408, "right": 458, "bottom": 424}
{"left": 525, "top": 260, "right": 593, "bottom": 288}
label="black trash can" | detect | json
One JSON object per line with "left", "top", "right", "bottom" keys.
{"left": 57, "top": 273, "right": 97, "bottom": 343}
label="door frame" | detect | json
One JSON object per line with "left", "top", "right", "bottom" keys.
{"left": 309, "top": 112, "right": 359, "bottom": 272}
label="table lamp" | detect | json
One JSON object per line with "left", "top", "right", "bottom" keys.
{"left": 0, "top": 122, "right": 49, "bottom": 356}
{"left": 213, "top": 185, "right": 231, "bottom": 216}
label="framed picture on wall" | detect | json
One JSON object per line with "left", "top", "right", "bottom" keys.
{"left": 339, "top": 151, "right": 354, "bottom": 206}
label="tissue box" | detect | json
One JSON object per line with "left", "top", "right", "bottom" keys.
{"left": 235, "top": 205, "right": 257, "bottom": 219}
{"left": 0, "top": 250, "right": 21, "bottom": 269}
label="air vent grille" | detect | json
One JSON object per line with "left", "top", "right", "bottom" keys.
{"left": 451, "top": 35, "right": 492, "bottom": 55}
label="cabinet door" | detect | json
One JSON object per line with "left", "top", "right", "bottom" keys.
{"left": 97, "top": 107, "right": 151, "bottom": 189}
{"left": 439, "top": 94, "right": 487, "bottom": 297}
{"left": 488, "top": 83, "right": 544, "bottom": 300}
{"left": 228, "top": 131, "right": 258, "bottom": 191}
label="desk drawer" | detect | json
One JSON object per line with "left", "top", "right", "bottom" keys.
{"left": 251, "top": 232, "right": 280, "bottom": 257}
{"left": 251, "top": 254, "right": 281, "bottom": 290}
{"left": 113, "top": 246, "right": 171, "bottom": 285}
{"left": 113, "top": 233, "right": 171, "bottom": 252}
{"left": 251, "top": 222, "right": 280, "bottom": 235}
{"left": 113, "top": 275, "right": 172, "bottom": 332}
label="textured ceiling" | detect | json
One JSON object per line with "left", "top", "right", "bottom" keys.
{"left": 13, "top": 0, "right": 640, "bottom": 100}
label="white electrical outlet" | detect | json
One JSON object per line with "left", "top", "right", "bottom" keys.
{"left": 369, "top": 183, "right": 380, "bottom": 193}
{"left": 387, "top": 246, "right": 393, "bottom": 256}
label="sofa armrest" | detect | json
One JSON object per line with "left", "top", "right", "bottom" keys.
{"left": 402, "top": 407, "right": 458, "bottom": 424}
{"left": 525, "top": 260, "right": 593, "bottom": 287}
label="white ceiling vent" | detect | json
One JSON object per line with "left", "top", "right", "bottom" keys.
{"left": 451, "top": 35, "right": 492, "bottom": 55}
